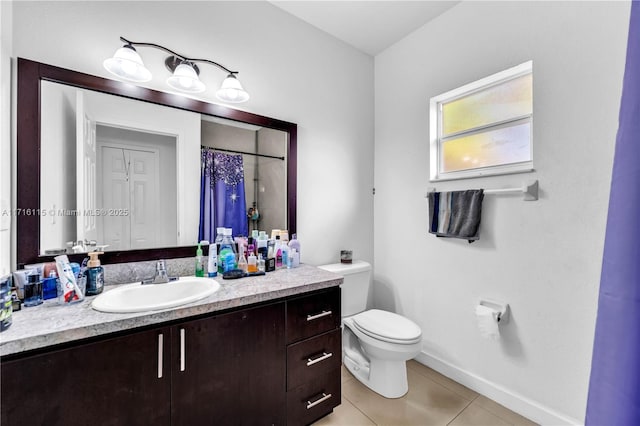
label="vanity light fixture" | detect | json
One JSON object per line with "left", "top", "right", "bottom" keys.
{"left": 104, "top": 36, "right": 250, "bottom": 103}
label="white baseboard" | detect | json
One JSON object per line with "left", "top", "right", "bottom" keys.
{"left": 415, "top": 351, "right": 583, "bottom": 426}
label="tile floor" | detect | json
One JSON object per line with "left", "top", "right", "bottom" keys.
{"left": 314, "top": 360, "right": 538, "bottom": 426}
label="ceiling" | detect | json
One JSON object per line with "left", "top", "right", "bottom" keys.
{"left": 270, "top": 1, "right": 460, "bottom": 56}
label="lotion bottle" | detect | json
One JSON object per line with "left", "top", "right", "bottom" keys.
{"left": 85, "top": 252, "right": 104, "bottom": 296}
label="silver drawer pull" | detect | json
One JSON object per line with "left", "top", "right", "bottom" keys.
{"left": 180, "top": 328, "right": 186, "bottom": 372}
{"left": 307, "top": 351, "right": 333, "bottom": 366}
{"left": 306, "top": 310, "right": 332, "bottom": 321}
{"left": 306, "top": 393, "right": 332, "bottom": 410}
{"left": 157, "top": 333, "right": 164, "bottom": 379}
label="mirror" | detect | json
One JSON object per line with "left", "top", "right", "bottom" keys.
{"left": 39, "top": 82, "right": 288, "bottom": 255}
{"left": 16, "top": 58, "right": 297, "bottom": 267}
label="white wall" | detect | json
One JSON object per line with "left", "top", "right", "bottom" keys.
{"left": 10, "top": 0, "right": 375, "bottom": 269}
{"left": 374, "top": 1, "right": 630, "bottom": 424}
{"left": 0, "top": 0, "right": 12, "bottom": 275}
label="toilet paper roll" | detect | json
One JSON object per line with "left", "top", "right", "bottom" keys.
{"left": 475, "top": 305, "right": 500, "bottom": 340}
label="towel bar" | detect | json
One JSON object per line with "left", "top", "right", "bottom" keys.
{"left": 426, "top": 180, "right": 538, "bottom": 201}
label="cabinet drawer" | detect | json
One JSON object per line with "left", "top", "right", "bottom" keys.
{"left": 287, "top": 287, "right": 340, "bottom": 343}
{"left": 287, "top": 328, "right": 341, "bottom": 390}
{"left": 287, "top": 367, "right": 341, "bottom": 426}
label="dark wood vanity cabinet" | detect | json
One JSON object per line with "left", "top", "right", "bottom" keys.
{"left": 1, "top": 303, "right": 285, "bottom": 426}
{"left": 171, "top": 302, "right": 285, "bottom": 425}
{"left": 0, "top": 287, "right": 341, "bottom": 426}
{"left": 286, "top": 287, "right": 342, "bottom": 426}
{"left": 0, "top": 326, "right": 173, "bottom": 426}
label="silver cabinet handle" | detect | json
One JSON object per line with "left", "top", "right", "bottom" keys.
{"left": 307, "top": 352, "right": 333, "bottom": 366}
{"left": 157, "top": 333, "right": 163, "bottom": 379}
{"left": 306, "top": 310, "right": 332, "bottom": 321}
{"left": 180, "top": 328, "right": 186, "bottom": 372}
{"left": 306, "top": 393, "right": 332, "bottom": 410}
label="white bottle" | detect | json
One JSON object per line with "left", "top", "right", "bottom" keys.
{"left": 207, "top": 241, "right": 217, "bottom": 277}
{"left": 291, "top": 248, "right": 300, "bottom": 268}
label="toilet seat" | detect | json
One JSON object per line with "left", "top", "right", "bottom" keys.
{"left": 352, "top": 309, "right": 422, "bottom": 345}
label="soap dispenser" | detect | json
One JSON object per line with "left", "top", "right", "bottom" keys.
{"left": 85, "top": 252, "right": 104, "bottom": 296}
{"left": 195, "top": 243, "right": 205, "bottom": 277}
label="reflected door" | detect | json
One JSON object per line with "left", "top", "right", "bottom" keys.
{"left": 75, "top": 90, "right": 97, "bottom": 244}
{"left": 100, "top": 147, "right": 159, "bottom": 250}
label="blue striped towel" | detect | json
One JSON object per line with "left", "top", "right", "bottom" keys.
{"left": 428, "top": 190, "right": 484, "bottom": 243}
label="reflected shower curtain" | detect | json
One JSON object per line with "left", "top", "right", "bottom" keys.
{"left": 199, "top": 150, "right": 248, "bottom": 240}
{"left": 213, "top": 152, "right": 248, "bottom": 237}
{"left": 586, "top": 3, "right": 640, "bottom": 425}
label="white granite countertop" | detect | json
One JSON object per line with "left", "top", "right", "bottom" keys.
{"left": 0, "top": 265, "right": 342, "bottom": 357}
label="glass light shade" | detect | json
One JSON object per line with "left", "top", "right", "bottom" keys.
{"left": 166, "top": 63, "right": 206, "bottom": 93}
{"left": 103, "top": 46, "right": 152, "bottom": 82}
{"left": 216, "top": 74, "right": 250, "bottom": 103}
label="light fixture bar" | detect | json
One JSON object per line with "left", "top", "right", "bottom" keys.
{"left": 105, "top": 36, "right": 249, "bottom": 102}
{"left": 119, "top": 36, "right": 238, "bottom": 76}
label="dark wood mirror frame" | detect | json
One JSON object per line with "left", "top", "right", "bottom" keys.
{"left": 16, "top": 58, "right": 297, "bottom": 267}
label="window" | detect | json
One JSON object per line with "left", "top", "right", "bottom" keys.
{"left": 429, "top": 61, "right": 533, "bottom": 181}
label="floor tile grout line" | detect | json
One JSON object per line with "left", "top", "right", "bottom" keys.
{"left": 341, "top": 383, "right": 379, "bottom": 425}
{"left": 446, "top": 398, "right": 476, "bottom": 426}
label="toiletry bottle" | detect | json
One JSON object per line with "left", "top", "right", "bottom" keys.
{"left": 238, "top": 248, "right": 248, "bottom": 274}
{"left": 219, "top": 229, "right": 237, "bottom": 272}
{"left": 247, "top": 252, "right": 257, "bottom": 273}
{"left": 247, "top": 238, "right": 255, "bottom": 257}
{"left": 215, "top": 227, "right": 225, "bottom": 274}
{"left": 195, "top": 243, "right": 205, "bottom": 277}
{"left": 292, "top": 248, "right": 300, "bottom": 268}
{"left": 288, "top": 234, "right": 300, "bottom": 262}
{"left": 55, "top": 255, "right": 84, "bottom": 304}
{"left": 275, "top": 236, "right": 283, "bottom": 268}
{"left": 24, "top": 273, "right": 43, "bottom": 307}
{"left": 0, "top": 274, "right": 13, "bottom": 331}
{"left": 281, "top": 245, "right": 289, "bottom": 269}
{"left": 43, "top": 270, "right": 58, "bottom": 300}
{"left": 85, "top": 251, "right": 105, "bottom": 296}
{"left": 257, "top": 235, "right": 268, "bottom": 260}
{"left": 257, "top": 254, "right": 266, "bottom": 273}
{"left": 207, "top": 241, "right": 218, "bottom": 277}
{"left": 286, "top": 247, "right": 293, "bottom": 269}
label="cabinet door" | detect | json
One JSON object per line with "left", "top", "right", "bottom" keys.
{"left": 1, "top": 327, "right": 171, "bottom": 426}
{"left": 171, "top": 302, "right": 286, "bottom": 426}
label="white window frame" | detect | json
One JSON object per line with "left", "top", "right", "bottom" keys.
{"left": 429, "top": 61, "right": 533, "bottom": 182}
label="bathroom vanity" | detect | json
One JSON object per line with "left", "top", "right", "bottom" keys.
{"left": 0, "top": 265, "right": 342, "bottom": 426}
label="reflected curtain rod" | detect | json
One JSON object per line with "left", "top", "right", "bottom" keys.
{"left": 201, "top": 146, "right": 285, "bottom": 161}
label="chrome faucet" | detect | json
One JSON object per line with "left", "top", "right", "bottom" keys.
{"left": 142, "top": 260, "right": 171, "bottom": 285}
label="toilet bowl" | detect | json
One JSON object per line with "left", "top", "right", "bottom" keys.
{"left": 317, "top": 261, "right": 422, "bottom": 398}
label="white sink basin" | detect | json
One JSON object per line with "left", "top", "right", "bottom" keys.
{"left": 91, "top": 277, "right": 220, "bottom": 313}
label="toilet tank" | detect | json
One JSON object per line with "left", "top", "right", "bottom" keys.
{"left": 317, "top": 260, "right": 371, "bottom": 317}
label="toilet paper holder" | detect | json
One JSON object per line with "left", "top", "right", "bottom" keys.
{"left": 478, "top": 299, "right": 509, "bottom": 323}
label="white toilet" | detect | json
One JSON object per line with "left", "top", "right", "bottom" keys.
{"left": 318, "top": 260, "right": 422, "bottom": 398}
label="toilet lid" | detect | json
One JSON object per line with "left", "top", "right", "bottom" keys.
{"left": 352, "top": 309, "right": 422, "bottom": 344}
